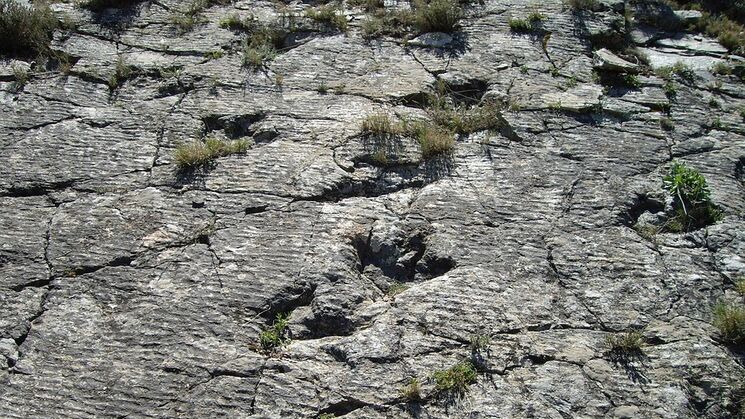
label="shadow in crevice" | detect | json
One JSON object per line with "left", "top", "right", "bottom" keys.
{"left": 608, "top": 348, "right": 650, "bottom": 385}
{"left": 85, "top": 0, "right": 147, "bottom": 31}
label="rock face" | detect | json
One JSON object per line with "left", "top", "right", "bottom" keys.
{"left": 1, "top": 0, "right": 745, "bottom": 418}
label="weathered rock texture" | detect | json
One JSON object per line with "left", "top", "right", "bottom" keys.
{"left": 1, "top": 0, "right": 745, "bottom": 417}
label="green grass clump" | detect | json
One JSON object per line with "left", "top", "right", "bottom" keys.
{"left": 11, "top": 66, "right": 30, "bottom": 92}
{"left": 109, "top": 56, "right": 135, "bottom": 91}
{"left": 362, "top": 10, "right": 416, "bottom": 39}
{"left": 241, "top": 22, "right": 285, "bottom": 68}
{"left": 170, "top": 0, "right": 231, "bottom": 33}
{"left": 0, "top": 0, "right": 57, "bottom": 57}
{"left": 362, "top": 113, "right": 400, "bottom": 135}
{"left": 305, "top": 5, "right": 348, "bottom": 32}
{"left": 736, "top": 278, "right": 745, "bottom": 296}
{"left": 260, "top": 313, "right": 290, "bottom": 351}
{"left": 509, "top": 12, "right": 545, "bottom": 33}
{"left": 400, "top": 378, "right": 422, "bottom": 402}
{"left": 433, "top": 360, "right": 477, "bottom": 393}
{"left": 174, "top": 137, "right": 249, "bottom": 169}
{"left": 714, "top": 303, "right": 745, "bottom": 344}
{"left": 605, "top": 331, "right": 644, "bottom": 353}
{"left": 413, "top": 0, "right": 463, "bottom": 33}
{"left": 408, "top": 121, "right": 455, "bottom": 158}
{"left": 662, "top": 161, "right": 722, "bottom": 232}
{"left": 656, "top": 61, "right": 696, "bottom": 83}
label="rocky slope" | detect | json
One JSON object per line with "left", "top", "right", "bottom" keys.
{"left": 1, "top": 0, "right": 745, "bottom": 417}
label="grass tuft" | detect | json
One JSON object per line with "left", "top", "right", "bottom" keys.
{"left": 174, "top": 137, "right": 249, "bottom": 169}
{"left": 714, "top": 303, "right": 745, "bottom": 344}
{"left": 260, "top": 313, "right": 291, "bottom": 351}
{"left": 400, "top": 378, "right": 422, "bottom": 402}
{"left": 305, "top": 5, "right": 348, "bottom": 32}
{"left": 433, "top": 360, "right": 477, "bottom": 394}
{"left": 413, "top": 0, "right": 463, "bottom": 33}
{"left": 0, "top": 0, "right": 57, "bottom": 58}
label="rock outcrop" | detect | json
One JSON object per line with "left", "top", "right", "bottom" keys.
{"left": 1, "top": 0, "right": 745, "bottom": 417}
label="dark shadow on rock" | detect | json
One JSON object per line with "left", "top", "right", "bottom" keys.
{"left": 86, "top": 1, "right": 146, "bottom": 32}
{"left": 608, "top": 348, "right": 650, "bottom": 385}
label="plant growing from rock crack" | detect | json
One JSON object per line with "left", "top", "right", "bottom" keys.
{"left": 386, "top": 282, "right": 409, "bottom": 297}
{"left": 109, "top": 56, "right": 135, "bottom": 91}
{"left": 662, "top": 161, "right": 721, "bottom": 232}
{"left": 605, "top": 331, "right": 644, "bottom": 354}
{"left": 433, "top": 360, "right": 477, "bottom": 394}
{"left": 508, "top": 12, "right": 544, "bottom": 33}
{"left": 11, "top": 66, "right": 30, "bottom": 92}
{"left": 469, "top": 334, "right": 490, "bottom": 352}
{"left": 305, "top": 4, "right": 348, "bottom": 32}
{"left": 400, "top": 378, "right": 422, "bottom": 402}
{"left": 0, "top": 0, "right": 57, "bottom": 57}
{"left": 656, "top": 61, "right": 695, "bottom": 83}
{"left": 736, "top": 278, "right": 745, "bottom": 296}
{"left": 174, "top": 137, "right": 249, "bottom": 169}
{"left": 713, "top": 303, "right": 745, "bottom": 344}
{"left": 413, "top": 0, "right": 462, "bottom": 34}
{"left": 260, "top": 312, "right": 290, "bottom": 351}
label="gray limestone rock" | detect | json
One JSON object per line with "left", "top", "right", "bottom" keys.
{"left": 1, "top": 0, "right": 745, "bottom": 417}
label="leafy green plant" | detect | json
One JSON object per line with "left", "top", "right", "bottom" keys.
{"left": 0, "top": 0, "right": 57, "bottom": 57}
{"left": 316, "top": 80, "right": 329, "bottom": 94}
{"left": 259, "top": 312, "right": 291, "bottom": 351}
{"left": 400, "top": 378, "right": 422, "bottom": 402}
{"left": 736, "top": 278, "right": 745, "bottom": 296}
{"left": 433, "top": 360, "right": 477, "bottom": 393}
{"left": 713, "top": 303, "right": 745, "bottom": 344}
{"left": 174, "top": 137, "right": 249, "bottom": 169}
{"left": 386, "top": 282, "right": 410, "bottom": 296}
{"left": 662, "top": 161, "right": 721, "bottom": 231}
{"left": 170, "top": 0, "right": 230, "bottom": 33}
{"left": 413, "top": 0, "right": 462, "bottom": 33}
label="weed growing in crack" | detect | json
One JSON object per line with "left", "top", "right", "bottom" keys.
{"left": 656, "top": 61, "right": 695, "bottom": 83}
{"left": 260, "top": 312, "right": 291, "bottom": 351}
{"left": 170, "top": 0, "right": 230, "bottom": 33}
{"left": 174, "top": 137, "right": 249, "bottom": 169}
{"left": 433, "top": 360, "right": 477, "bottom": 394}
{"left": 469, "top": 334, "right": 490, "bottom": 352}
{"left": 362, "top": 113, "right": 400, "bottom": 135}
{"left": 407, "top": 120, "right": 456, "bottom": 159}
{"left": 238, "top": 19, "right": 285, "bottom": 69}
{"left": 605, "top": 331, "right": 644, "bottom": 353}
{"left": 413, "top": 0, "right": 463, "bottom": 34}
{"left": 508, "top": 12, "right": 544, "bottom": 33}
{"left": 305, "top": 4, "right": 348, "bottom": 32}
{"left": 736, "top": 278, "right": 745, "bottom": 296}
{"left": 400, "top": 378, "right": 422, "bottom": 402}
{"left": 386, "top": 282, "right": 410, "bottom": 297}
{"left": 662, "top": 161, "right": 722, "bottom": 232}
{"left": 714, "top": 303, "right": 745, "bottom": 344}
{"left": 109, "top": 56, "right": 135, "bottom": 91}
{"left": 10, "top": 66, "right": 30, "bottom": 92}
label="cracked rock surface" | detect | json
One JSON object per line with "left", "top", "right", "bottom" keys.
{"left": 2, "top": 0, "right": 745, "bottom": 417}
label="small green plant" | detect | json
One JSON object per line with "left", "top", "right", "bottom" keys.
{"left": 710, "top": 116, "right": 723, "bottom": 129}
{"left": 408, "top": 121, "right": 455, "bottom": 159}
{"left": 361, "top": 9, "right": 415, "bottom": 39}
{"left": 241, "top": 21, "right": 285, "bottom": 69}
{"left": 204, "top": 50, "right": 224, "bottom": 60}
{"left": 361, "top": 113, "right": 399, "bottom": 135}
{"left": 275, "top": 73, "right": 284, "bottom": 87}
{"left": 400, "top": 378, "right": 422, "bottom": 402}
{"left": 386, "top": 282, "right": 410, "bottom": 296}
{"left": 0, "top": 0, "right": 57, "bottom": 57}
{"left": 433, "top": 360, "right": 477, "bottom": 393}
{"left": 413, "top": 0, "right": 462, "bottom": 34}
{"left": 259, "top": 312, "right": 291, "bottom": 351}
{"left": 736, "top": 278, "right": 745, "bottom": 296}
{"left": 10, "top": 66, "right": 29, "bottom": 92}
{"left": 317, "top": 80, "right": 329, "bottom": 94}
{"left": 662, "top": 161, "right": 721, "bottom": 232}
{"left": 170, "top": 0, "right": 230, "bottom": 33}
{"left": 174, "top": 138, "right": 249, "bottom": 169}
{"left": 509, "top": 11, "right": 544, "bottom": 33}
{"left": 660, "top": 117, "right": 674, "bottom": 131}
{"left": 663, "top": 80, "right": 677, "bottom": 99}
{"left": 109, "top": 56, "right": 135, "bottom": 91}
{"left": 623, "top": 74, "right": 641, "bottom": 88}
{"left": 712, "top": 61, "right": 734, "bottom": 75}
{"left": 219, "top": 13, "right": 247, "bottom": 30}
{"left": 740, "top": 107, "right": 745, "bottom": 120}
{"left": 305, "top": 5, "right": 348, "bottom": 32}
{"left": 656, "top": 62, "right": 695, "bottom": 83}
{"left": 709, "top": 98, "right": 722, "bottom": 108}
{"left": 605, "top": 331, "right": 644, "bottom": 353}
{"left": 469, "top": 334, "right": 490, "bottom": 352}
{"left": 713, "top": 303, "right": 745, "bottom": 344}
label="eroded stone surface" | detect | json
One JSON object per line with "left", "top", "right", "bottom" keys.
{"left": 1, "top": 0, "right": 745, "bottom": 417}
